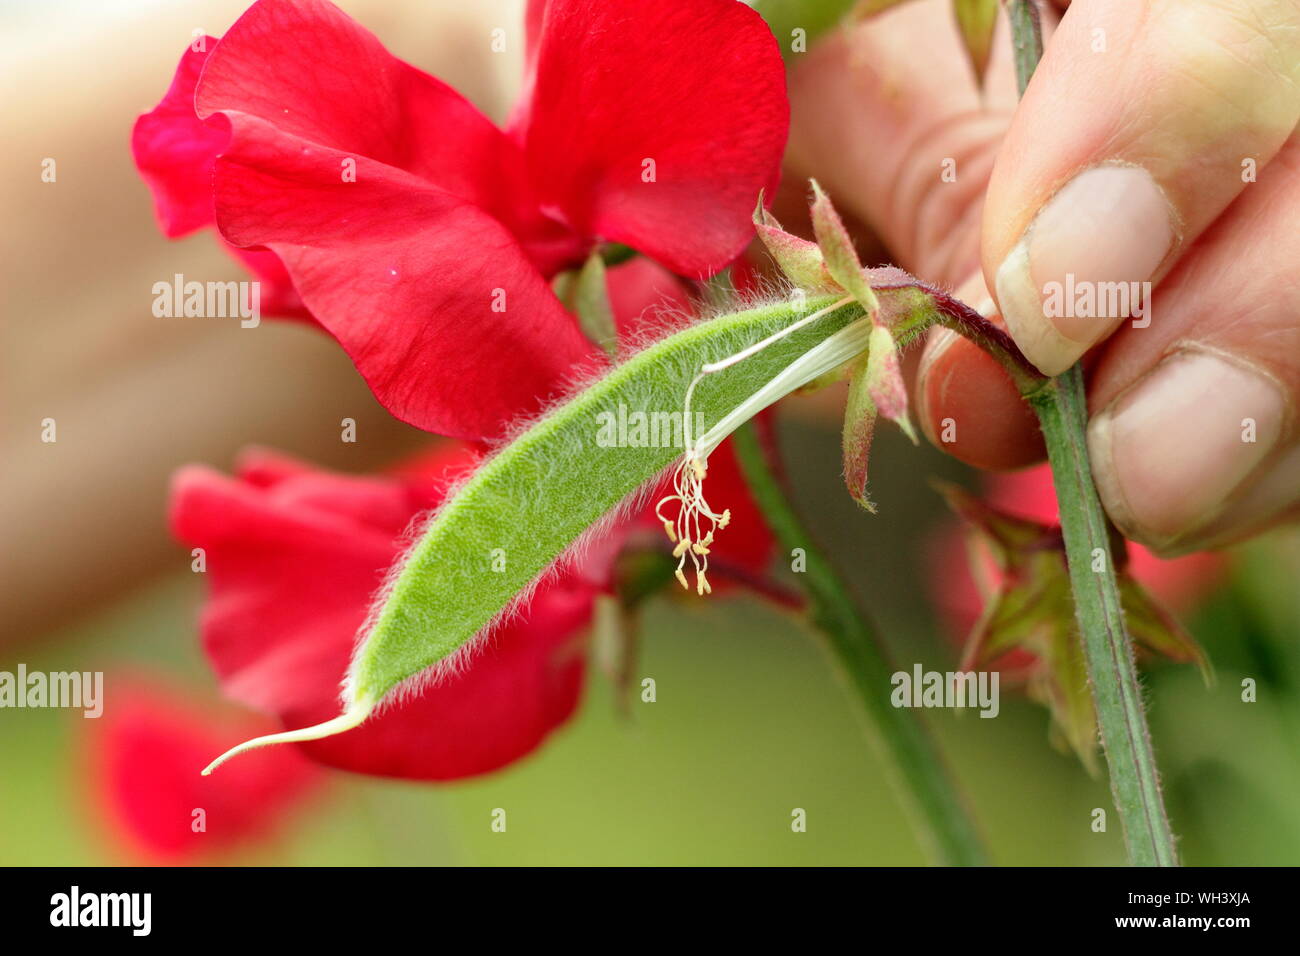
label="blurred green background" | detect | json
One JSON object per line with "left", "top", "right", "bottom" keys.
{"left": 4, "top": 424, "right": 1298, "bottom": 866}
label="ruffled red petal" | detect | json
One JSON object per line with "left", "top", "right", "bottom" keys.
{"left": 202, "top": 131, "right": 599, "bottom": 438}
{"left": 131, "top": 41, "right": 225, "bottom": 239}
{"left": 517, "top": 0, "right": 788, "bottom": 278}
{"left": 189, "top": 0, "right": 600, "bottom": 437}
{"left": 132, "top": 40, "right": 310, "bottom": 320}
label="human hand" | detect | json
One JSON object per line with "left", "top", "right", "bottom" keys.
{"left": 786, "top": 0, "right": 1300, "bottom": 555}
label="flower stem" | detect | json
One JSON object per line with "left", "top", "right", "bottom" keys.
{"left": 731, "top": 421, "right": 988, "bottom": 866}
{"left": 1027, "top": 370, "right": 1179, "bottom": 865}
{"left": 1004, "top": 0, "right": 1179, "bottom": 866}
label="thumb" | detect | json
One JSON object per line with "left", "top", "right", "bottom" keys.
{"left": 983, "top": 0, "right": 1300, "bottom": 375}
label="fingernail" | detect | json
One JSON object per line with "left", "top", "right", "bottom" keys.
{"left": 1170, "top": 443, "right": 1300, "bottom": 554}
{"left": 1088, "top": 350, "right": 1285, "bottom": 548}
{"left": 995, "top": 164, "right": 1175, "bottom": 376}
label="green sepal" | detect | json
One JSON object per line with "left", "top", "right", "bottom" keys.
{"left": 937, "top": 483, "right": 1210, "bottom": 772}
{"left": 810, "top": 180, "right": 879, "bottom": 315}
{"left": 952, "top": 0, "right": 999, "bottom": 87}
{"left": 864, "top": 322, "right": 917, "bottom": 444}
{"left": 752, "top": 193, "right": 837, "bottom": 292}
{"left": 841, "top": 357, "right": 878, "bottom": 512}
{"left": 574, "top": 251, "right": 619, "bottom": 357}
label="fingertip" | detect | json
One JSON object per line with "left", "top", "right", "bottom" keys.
{"left": 1086, "top": 348, "right": 1290, "bottom": 554}
{"left": 916, "top": 326, "right": 1044, "bottom": 471}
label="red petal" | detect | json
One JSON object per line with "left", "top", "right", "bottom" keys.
{"left": 132, "top": 40, "right": 310, "bottom": 320}
{"left": 192, "top": 0, "right": 600, "bottom": 437}
{"left": 170, "top": 448, "right": 598, "bottom": 780}
{"left": 517, "top": 0, "right": 789, "bottom": 278}
{"left": 209, "top": 142, "right": 599, "bottom": 437}
{"left": 197, "top": 0, "right": 546, "bottom": 239}
{"left": 131, "top": 41, "right": 225, "bottom": 238}
{"left": 85, "top": 675, "right": 320, "bottom": 862}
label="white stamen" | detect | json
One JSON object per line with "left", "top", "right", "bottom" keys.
{"left": 701, "top": 296, "right": 852, "bottom": 375}
{"left": 655, "top": 295, "right": 871, "bottom": 596}
{"left": 694, "top": 315, "right": 874, "bottom": 459}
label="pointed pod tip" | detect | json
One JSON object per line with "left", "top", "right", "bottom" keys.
{"left": 200, "top": 695, "right": 376, "bottom": 777}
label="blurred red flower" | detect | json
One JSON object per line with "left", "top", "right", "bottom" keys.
{"left": 85, "top": 676, "right": 321, "bottom": 862}
{"left": 171, "top": 444, "right": 597, "bottom": 779}
{"left": 930, "top": 463, "right": 1227, "bottom": 671}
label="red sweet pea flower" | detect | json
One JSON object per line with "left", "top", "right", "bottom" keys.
{"left": 171, "top": 444, "right": 599, "bottom": 780}
{"left": 132, "top": 0, "right": 789, "bottom": 440}
{"left": 85, "top": 675, "right": 321, "bottom": 862}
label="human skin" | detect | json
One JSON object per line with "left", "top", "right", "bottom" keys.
{"left": 786, "top": 0, "right": 1300, "bottom": 557}
{"left": 0, "top": 0, "right": 519, "bottom": 644}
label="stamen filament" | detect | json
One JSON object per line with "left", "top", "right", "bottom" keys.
{"left": 695, "top": 315, "right": 874, "bottom": 458}
{"left": 656, "top": 295, "right": 869, "bottom": 597}
{"left": 701, "top": 296, "right": 852, "bottom": 375}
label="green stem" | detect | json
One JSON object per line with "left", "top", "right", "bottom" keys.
{"left": 1003, "top": 0, "right": 1178, "bottom": 866}
{"left": 732, "top": 421, "right": 988, "bottom": 866}
{"left": 1028, "top": 369, "right": 1179, "bottom": 865}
